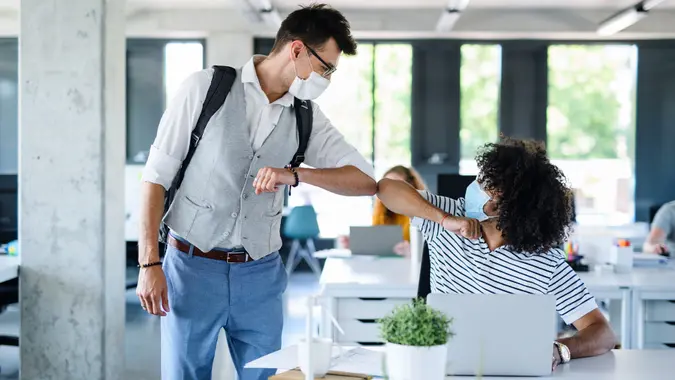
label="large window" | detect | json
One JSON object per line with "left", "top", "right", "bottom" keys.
{"left": 459, "top": 44, "right": 501, "bottom": 175}
{"left": 287, "top": 43, "right": 413, "bottom": 237}
{"left": 164, "top": 42, "right": 205, "bottom": 107}
{"left": 127, "top": 40, "right": 204, "bottom": 163}
{"left": 547, "top": 45, "right": 637, "bottom": 225}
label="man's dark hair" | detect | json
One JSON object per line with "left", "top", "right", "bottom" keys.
{"left": 270, "top": 3, "right": 357, "bottom": 55}
{"left": 476, "top": 138, "right": 574, "bottom": 254}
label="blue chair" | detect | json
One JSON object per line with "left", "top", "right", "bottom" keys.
{"left": 283, "top": 205, "right": 321, "bottom": 277}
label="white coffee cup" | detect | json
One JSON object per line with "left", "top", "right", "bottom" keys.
{"left": 298, "top": 337, "right": 336, "bottom": 377}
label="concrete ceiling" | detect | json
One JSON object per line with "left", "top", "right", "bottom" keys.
{"left": 0, "top": 0, "right": 673, "bottom": 10}
{"left": 2, "top": 0, "right": 675, "bottom": 38}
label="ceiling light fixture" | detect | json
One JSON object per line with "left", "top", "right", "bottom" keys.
{"left": 247, "top": 0, "right": 282, "bottom": 28}
{"left": 435, "top": 0, "right": 471, "bottom": 32}
{"left": 597, "top": 0, "right": 664, "bottom": 36}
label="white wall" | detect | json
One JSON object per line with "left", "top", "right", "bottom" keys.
{"left": 207, "top": 31, "right": 254, "bottom": 68}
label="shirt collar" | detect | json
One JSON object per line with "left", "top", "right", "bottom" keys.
{"left": 242, "top": 55, "right": 295, "bottom": 107}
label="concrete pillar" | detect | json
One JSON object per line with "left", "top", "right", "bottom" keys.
{"left": 19, "top": 0, "right": 126, "bottom": 379}
{"left": 207, "top": 31, "right": 254, "bottom": 68}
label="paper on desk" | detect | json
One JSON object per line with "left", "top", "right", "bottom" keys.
{"left": 245, "top": 345, "right": 384, "bottom": 377}
{"left": 329, "top": 347, "right": 384, "bottom": 377}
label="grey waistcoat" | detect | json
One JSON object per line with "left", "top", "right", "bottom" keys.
{"left": 164, "top": 69, "right": 299, "bottom": 260}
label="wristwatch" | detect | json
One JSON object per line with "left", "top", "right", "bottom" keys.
{"left": 553, "top": 341, "right": 571, "bottom": 364}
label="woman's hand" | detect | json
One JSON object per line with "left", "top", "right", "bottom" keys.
{"left": 393, "top": 241, "right": 411, "bottom": 257}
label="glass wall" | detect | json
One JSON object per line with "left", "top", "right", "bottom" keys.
{"left": 459, "top": 44, "right": 501, "bottom": 175}
{"left": 547, "top": 45, "right": 637, "bottom": 225}
{"left": 287, "top": 43, "right": 413, "bottom": 237}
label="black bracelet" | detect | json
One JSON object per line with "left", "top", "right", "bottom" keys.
{"left": 138, "top": 261, "right": 162, "bottom": 269}
{"left": 285, "top": 166, "right": 299, "bottom": 195}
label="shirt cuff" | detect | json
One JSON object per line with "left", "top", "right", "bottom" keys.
{"left": 561, "top": 298, "right": 598, "bottom": 325}
{"left": 141, "top": 145, "right": 182, "bottom": 190}
{"left": 336, "top": 151, "right": 375, "bottom": 179}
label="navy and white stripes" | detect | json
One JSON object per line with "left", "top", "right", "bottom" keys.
{"left": 413, "top": 191, "right": 597, "bottom": 325}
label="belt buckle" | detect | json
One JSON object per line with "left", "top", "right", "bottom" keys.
{"left": 226, "top": 251, "right": 248, "bottom": 263}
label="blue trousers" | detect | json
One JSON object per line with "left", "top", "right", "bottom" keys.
{"left": 161, "top": 245, "right": 287, "bottom": 380}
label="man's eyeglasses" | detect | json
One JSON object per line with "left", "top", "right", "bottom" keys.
{"left": 305, "top": 44, "right": 336, "bottom": 78}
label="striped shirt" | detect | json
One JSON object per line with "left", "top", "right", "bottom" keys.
{"left": 412, "top": 191, "right": 597, "bottom": 325}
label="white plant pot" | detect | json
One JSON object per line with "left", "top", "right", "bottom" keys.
{"left": 385, "top": 342, "right": 448, "bottom": 380}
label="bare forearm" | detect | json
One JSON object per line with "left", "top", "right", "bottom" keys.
{"left": 558, "top": 322, "right": 616, "bottom": 359}
{"left": 377, "top": 178, "right": 445, "bottom": 224}
{"left": 138, "top": 182, "right": 166, "bottom": 264}
{"left": 296, "top": 166, "right": 376, "bottom": 196}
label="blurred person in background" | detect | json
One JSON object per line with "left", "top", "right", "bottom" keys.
{"left": 643, "top": 201, "right": 675, "bottom": 255}
{"left": 339, "top": 165, "right": 426, "bottom": 256}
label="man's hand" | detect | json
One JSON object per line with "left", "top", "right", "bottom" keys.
{"left": 552, "top": 344, "right": 562, "bottom": 371}
{"left": 442, "top": 215, "right": 481, "bottom": 240}
{"left": 253, "top": 167, "right": 295, "bottom": 195}
{"left": 646, "top": 243, "right": 668, "bottom": 255}
{"left": 136, "top": 266, "right": 170, "bottom": 316}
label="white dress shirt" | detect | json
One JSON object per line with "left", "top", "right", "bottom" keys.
{"left": 142, "top": 55, "right": 374, "bottom": 247}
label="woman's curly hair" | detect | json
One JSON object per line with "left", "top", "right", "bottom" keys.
{"left": 476, "top": 138, "right": 574, "bottom": 254}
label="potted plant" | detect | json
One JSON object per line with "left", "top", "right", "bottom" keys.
{"left": 379, "top": 299, "right": 453, "bottom": 380}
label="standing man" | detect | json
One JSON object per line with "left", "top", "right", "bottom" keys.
{"left": 137, "top": 4, "right": 376, "bottom": 379}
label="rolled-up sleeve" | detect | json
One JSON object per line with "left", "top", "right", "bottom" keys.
{"left": 303, "top": 104, "right": 375, "bottom": 179}
{"left": 141, "top": 69, "right": 212, "bottom": 190}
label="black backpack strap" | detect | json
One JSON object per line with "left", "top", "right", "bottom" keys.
{"left": 289, "top": 97, "right": 313, "bottom": 168}
{"left": 175, "top": 66, "right": 236, "bottom": 189}
{"left": 159, "top": 66, "right": 236, "bottom": 243}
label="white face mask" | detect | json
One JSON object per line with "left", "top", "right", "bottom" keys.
{"left": 288, "top": 54, "right": 331, "bottom": 100}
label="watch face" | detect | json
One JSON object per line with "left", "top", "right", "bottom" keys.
{"left": 560, "top": 343, "right": 571, "bottom": 362}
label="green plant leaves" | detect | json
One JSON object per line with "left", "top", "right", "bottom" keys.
{"left": 379, "top": 298, "right": 454, "bottom": 347}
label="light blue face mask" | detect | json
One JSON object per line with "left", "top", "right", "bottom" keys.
{"left": 464, "top": 180, "right": 494, "bottom": 222}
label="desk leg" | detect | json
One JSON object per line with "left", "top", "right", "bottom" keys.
{"left": 620, "top": 288, "right": 632, "bottom": 349}
{"left": 319, "top": 297, "right": 337, "bottom": 340}
{"left": 632, "top": 290, "right": 644, "bottom": 350}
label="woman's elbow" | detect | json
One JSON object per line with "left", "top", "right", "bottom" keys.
{"left": 605, "top": 328, "right": 619, "bottom": 351}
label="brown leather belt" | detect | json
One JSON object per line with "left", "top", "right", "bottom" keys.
{"left": 167, "top": 235, "right": 252, "bottom": 263}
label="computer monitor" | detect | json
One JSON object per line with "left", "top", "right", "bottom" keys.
{"left": 0, "top": 175, "right": 17, "bottom": 243}
{"left": 437, "top": 174, "right": 475, "bottom": 199}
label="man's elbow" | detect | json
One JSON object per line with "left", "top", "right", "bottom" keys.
{"left": 363, "top": 176, "right": 377, "bottom": 196}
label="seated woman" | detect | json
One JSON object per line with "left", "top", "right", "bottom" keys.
{"left": 339, "top": 165, "right": 425, "bottom": 256}
{"left": 643, "top": 201, "right": 675, "bottom": 254}
{"left": 376, "top": 138, "right": 616, "bottom": 370}
{"left": 372, "top": 166, "right": 426, "bottom": 256}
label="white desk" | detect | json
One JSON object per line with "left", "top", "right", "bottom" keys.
{"left": 0, "top": 255, "right": 19, "bottom": 282}
{"left": 320, "top": 257, "right": 675, "bottom": 349}
{"left": 446, "top": 350, "right": 675, "bottom": 379}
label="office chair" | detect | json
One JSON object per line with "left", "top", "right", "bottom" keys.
{"left": 417, "top": 243, "right": 431, "bottom": 300}
{"left": 283, "top": 205, "right": 322, "bottom": 277}
{"left": 0, "top": 278, "right": 18, "bottom": 347}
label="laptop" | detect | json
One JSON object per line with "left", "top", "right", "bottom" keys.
{"left": 427, "top": 293, "right": 557, "bottom": 377}
{"left": 349, "top": 225, "right": 402, "bottom": 256}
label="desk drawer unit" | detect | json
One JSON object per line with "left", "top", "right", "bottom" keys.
{"left": 336, "top": 298, "right": 411, "bottom": 320}
{"left": 643, "top": 343, "right": 675, "bottom": 350}
{"left": 645, "top": 300, "right": 675, "bottom": 322}
{"left": 644, "top": 322, "right": 675, "bottom": 344}
{"left": 334, "top": 298, "right": 411, "bottom": 346}
{"left": 336, "top": 319, "right": 384, "bottom": 345}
